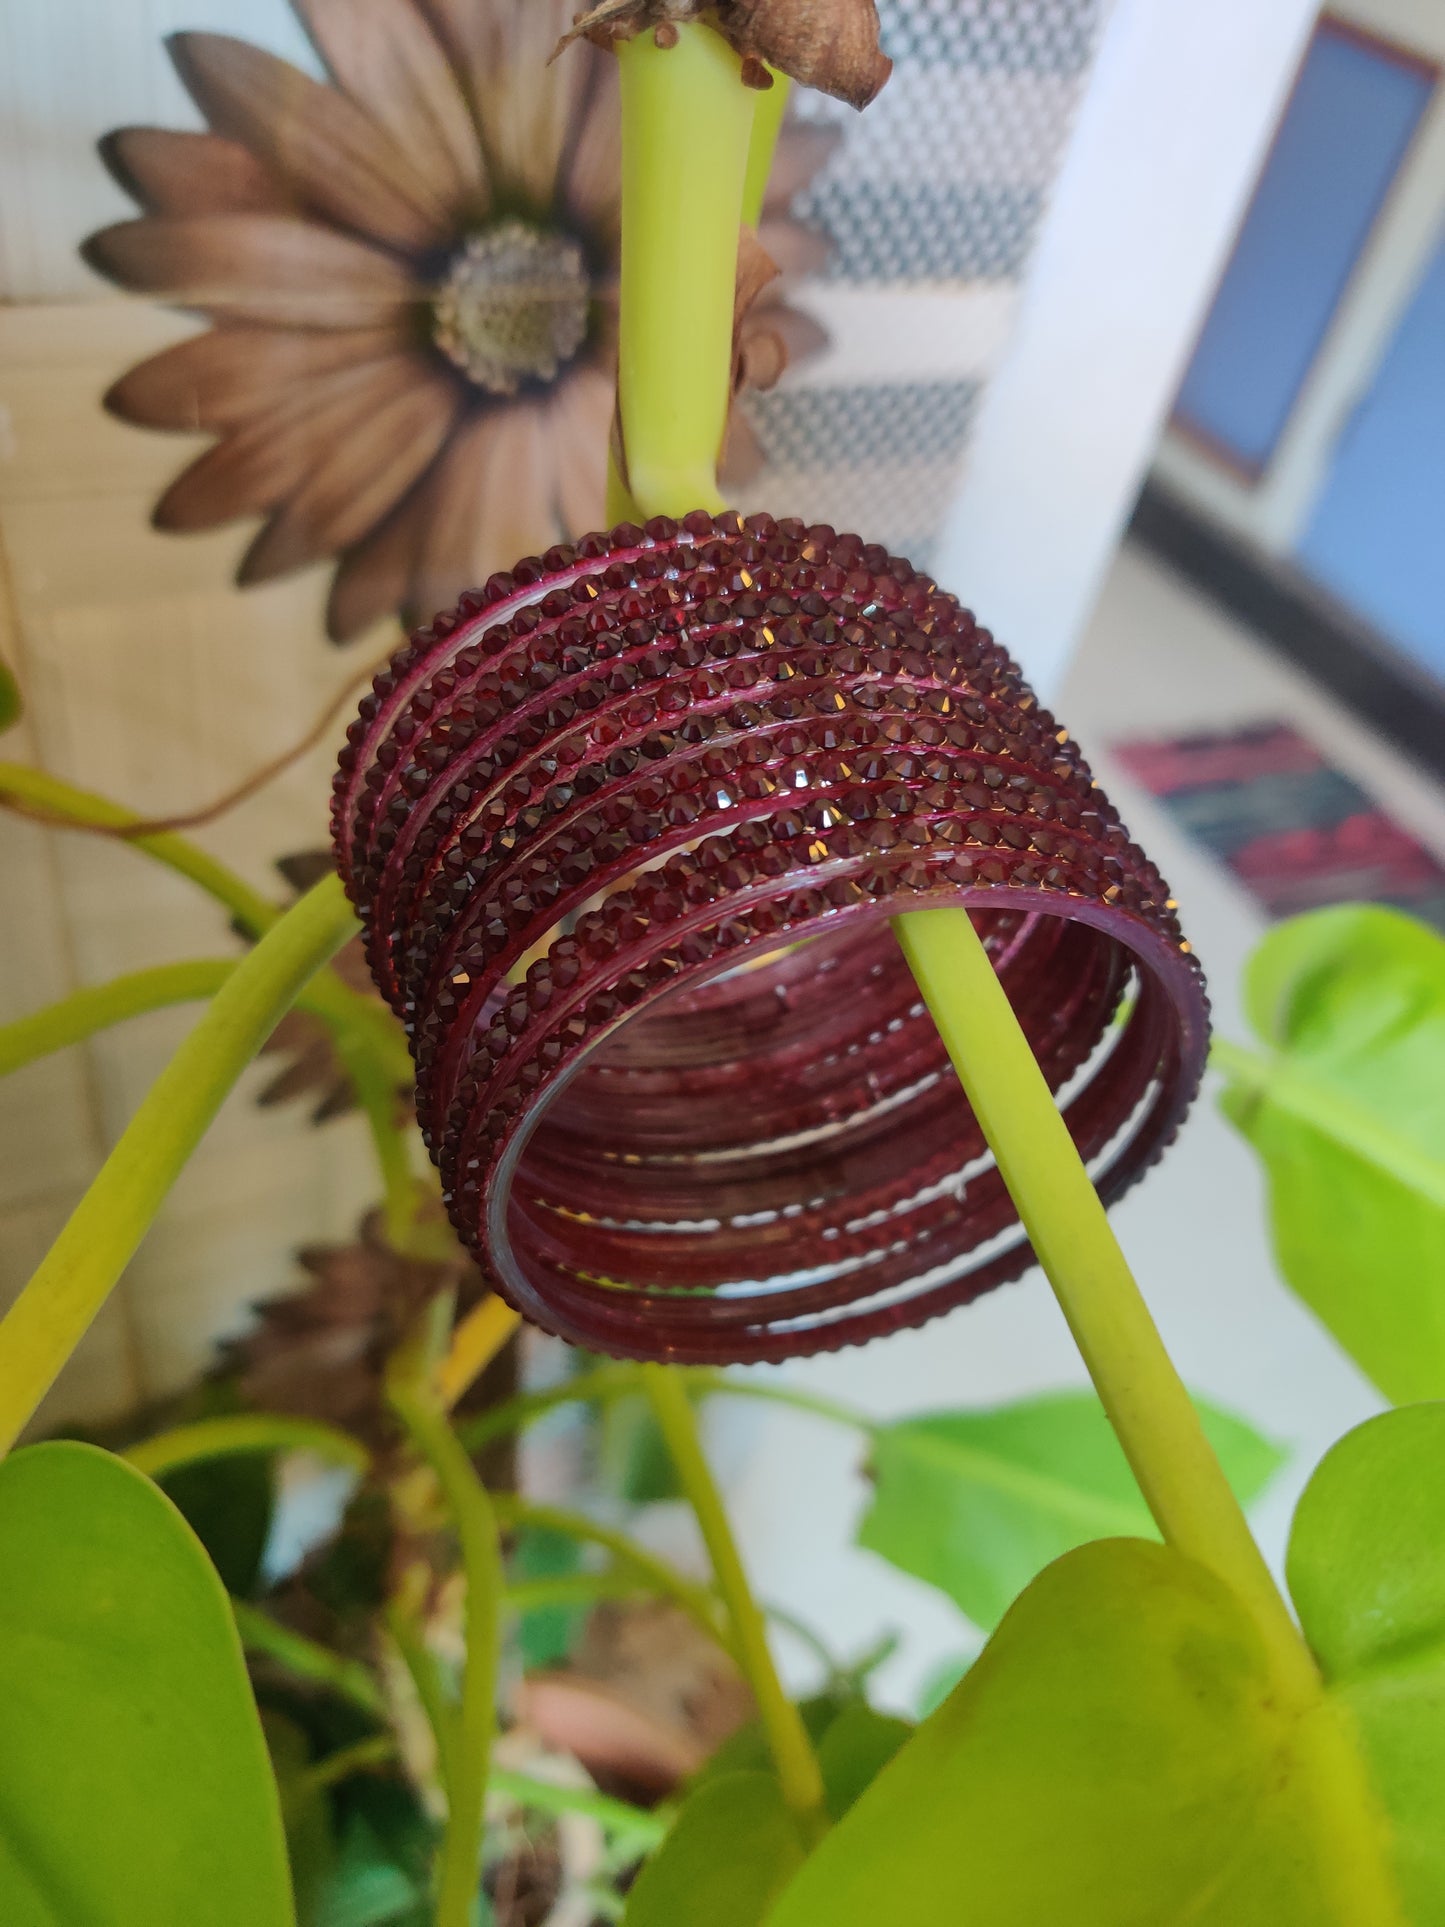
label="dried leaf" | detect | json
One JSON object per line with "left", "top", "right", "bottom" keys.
{"left": 558, "top": 0, "right": 891, "bottom": 111}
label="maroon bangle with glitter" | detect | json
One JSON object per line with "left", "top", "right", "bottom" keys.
{"left": 332, "top": 510, "right": 1209, "bottom": 1363}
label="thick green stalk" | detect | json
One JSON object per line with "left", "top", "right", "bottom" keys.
{"left": 894, "top": 909, "right": 1322, "bottom": 1703}
{"left": 389, "top": 1375, "right": 504, "bottom": 1927}
{"left": 641, "top": 1366, "right": 827, "bottom": 1840}
{"left": 0, "top": 875, "right": 359, "bottom": 1455}
{"left": 742, "top": 73, "right": 791, "bottom": 225}
{"left": 615, "top": 26, "right": 755, "bottom": 515}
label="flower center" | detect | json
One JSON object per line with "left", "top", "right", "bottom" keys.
{"left": 433, "top": 221, "right": 590, "bottom": 395}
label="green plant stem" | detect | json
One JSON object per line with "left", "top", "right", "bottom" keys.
{"left": 0, "top": 875, "right": 358, "bottom": 1456}
{"left": 0, "top": 759, "right": 277, "bottom": 931}
{"left": 302, "top": 1734, "right": 398, "bottom": 1795}
{"left": 615, "top": 25, "right": 754, "bottom": 515}
{"left": 232, "top": 1599, "right": 384, "bottom": 1718}
{"left": 125, "top": 1412, "right": 370, "bottom": 1481}
{"left": 1212, "top": 1036, "right": 1445, "bottom": 1209}
{"left": 385, "top": 1599, "right": 462, "bottom": 1799}
{"left": 389, "top": 1374, "right": 504, "bottom": 1927}
{"left": 641, "top": 1365, "right": 828, "bottom": 1841}
{"left": 894, "top": 908, "right": 1321, "bottom": 1705}
{"left": 742, "top": 72, "right": 791, "bottom": 225}
{"left": 493, "top": 1492, "right": 730, "bottom": 1653}
{"left": 0, "top": 961, "right": 233, "bottom": 1076}
{"left": 458, "top": 1363, "right": 871, "bottom": 1457}
{"left": 488, "top": 1768, "right": 669, "bottom": 1848}
{"left": 0, "top": 760, "right": 411, "bottom": 1079}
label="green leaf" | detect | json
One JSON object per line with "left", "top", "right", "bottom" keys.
{"left": 161, "top": 1448, "right": 275, "bottom": 1598}
{"left": 0, "top": 1440, "right": 295, "bottom": 1925}
{"left": 914, "top": 1652, "right": 973, "bottom": 1718}
{"left": 765, "top": 1538, "right": 1399, "bottom": 1927}
{"left": 857, "top": 1389, "right": 1283, "bottom": 1630}
{"left": 814, "top": 1700, "right": 911, "bottom": 1820}
{"left": 510, "top": 1524, "right": 586, "bottom": 1671}
{"left": 0, "top": 656, "right": 20, "bottom": 735}
{"left": 1217, "top": 905, "right": 1445, "bottom": 1402}
{"left": 624, "top": 1770, "right": 804, "bottom": 1926}
{"left": 1288, "top": 1403, "right": 1445, "bottom": 1919}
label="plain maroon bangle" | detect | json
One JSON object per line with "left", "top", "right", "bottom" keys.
{"left": 332, "top": 510, "right": 1209, "bottom": 1363}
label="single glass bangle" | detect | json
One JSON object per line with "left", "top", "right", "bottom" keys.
{"left": 333, "top": 510, "right": 1209, "bottom": 1362}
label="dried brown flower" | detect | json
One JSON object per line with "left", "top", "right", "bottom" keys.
{"left": 84, "top": 0, "right": 834, "bottom": 644}
{"left": 560, "top": 0, "right": 891, "bottom": 110}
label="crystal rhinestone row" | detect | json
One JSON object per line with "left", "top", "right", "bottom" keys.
{"left": 333, "top": 511, "right": 1210, "bottom": 1362}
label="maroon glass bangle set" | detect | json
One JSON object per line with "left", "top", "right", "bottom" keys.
{"left": 333, "top": 511, "right": 1209, "bottom": 1362}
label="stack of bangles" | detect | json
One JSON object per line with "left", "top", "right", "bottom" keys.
{"left": 332, "top": 509, "right": 1209, "bottom": 1363}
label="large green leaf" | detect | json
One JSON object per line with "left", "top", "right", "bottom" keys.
{"left": 624, "top": 1771, "right": 804, "bottom": 1926}
{"left": 1217, "top": 905, "right": 1445, "bottom": 1402}
{"left": 765, "top": 1537, "right": 1399, "bottom": 1927}
{"left": 1288, "top": 1403, "right": 1445, "bottom": 1920}
{"left": 857, "top": 1389, "right": 1283, "bottom": 1629}
{"left": 0, "top": 1441, "right": 295, "bottom": 1926}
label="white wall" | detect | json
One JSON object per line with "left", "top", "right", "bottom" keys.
{"left": 933, "top": 0, "right": 1320, "bottom": 698}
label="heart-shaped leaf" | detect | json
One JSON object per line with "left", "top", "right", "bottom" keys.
{"left": 1288, "top": 1402, "right": 1445, "bottom": 1919}
{"left": 0, "top": 1441, "right": 295, "bottom": 1925}
{"left": 1217, "top": 906, "right": 1445, "bottom": 1402}
{"left": 624, "top": 1770, "right": 804, "bottom": 1926}
{"left": 857, "top": 1389, "right": 1282, "bottom": 1629}
{"left": 764, "top": 1537, "right": 1401, "bottom": 1926}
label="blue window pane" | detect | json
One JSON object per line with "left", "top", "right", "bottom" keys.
{"left": 1174, "top": 21, "right": 1435, "bottom": 475}
{"left": 1298, "top": 227, "right": 1445, "bottom": 682}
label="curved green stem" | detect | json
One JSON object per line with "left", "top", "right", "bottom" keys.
{"left": 125, "top": 1412, "right": 370, "bottom": 1481}
{"left": 455, "top": 1363, "right": 642, "bottom": 1453}
{"left": 231, "top": 1599, "right": 384, "bottom": 1718}
{"left": 0, "top": 761, "right": 277, "bottom": 933}
{"left": 0, "top": 875, "right": 359, "bottom": 1456}
{"left": 641, "top": 1365, "right": 827, "bottom": 1842}
{"left": 389, "top": 1373, "right": 504, "bottom": 1927}
{"left": 488, "top": 1766, "right": 669, "bottom": 1847}
{"left": 895, "top": 909, "right": 1321, "bottom": 1705}
{"left": 615, "top": 25, "right": 755, "bottom": 515}
{"left": 0, "top": 961, "right": 235, "bottom": 1076}
{"left": 493, "top": 1492, "right": 729, "bottom": 1654}
{"left": 385, "top": 1599, "right": 462, "bottom": 1799}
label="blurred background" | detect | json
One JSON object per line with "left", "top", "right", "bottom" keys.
{"left": 1, "top": 0, "right": 1441, "bottom": 1710}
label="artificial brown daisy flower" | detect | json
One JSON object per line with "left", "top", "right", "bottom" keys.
{"left": 83, "top": 0, "right": 834, "bottom": 644}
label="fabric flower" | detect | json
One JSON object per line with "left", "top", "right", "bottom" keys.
{"left": 83, "top": 0, "right": 833, "bottom": 643}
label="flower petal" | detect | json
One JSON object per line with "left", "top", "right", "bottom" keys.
{"left": 409, "top": 401, "right": 559, "bottom": 618}
{"left": 153, "top": 355, "right": 423, "bottom": 530}
{"left": 764, "top": 123, "right": 842, "bottom": 213}
{"left": 167, "top": 31, "right": 453, "bottom": 253}
{"left": 82, "top": 215, "right": 418, "bottom": 329}
{"left": 104, "top": 324, "right": 407, "bottom": 432}
{"left": 290, "top": 0, "right": 487, "bottom": 220}
{"left": 418, "top": 0, "right": 587, "bottom": 207}
{"left": 98, "top": 128, "right": 291, "bottom": 217}
{"left": 558, "top": 45, "right": 621, "bottom": 247}
{"left": 238, "top": 360, "right": 460, "bottom": 583}
{"left": 549, "top": 363, "right": 613, "bottom": 541}
{"left": 327, "top": 482, "right": 431, "bottom": 643}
